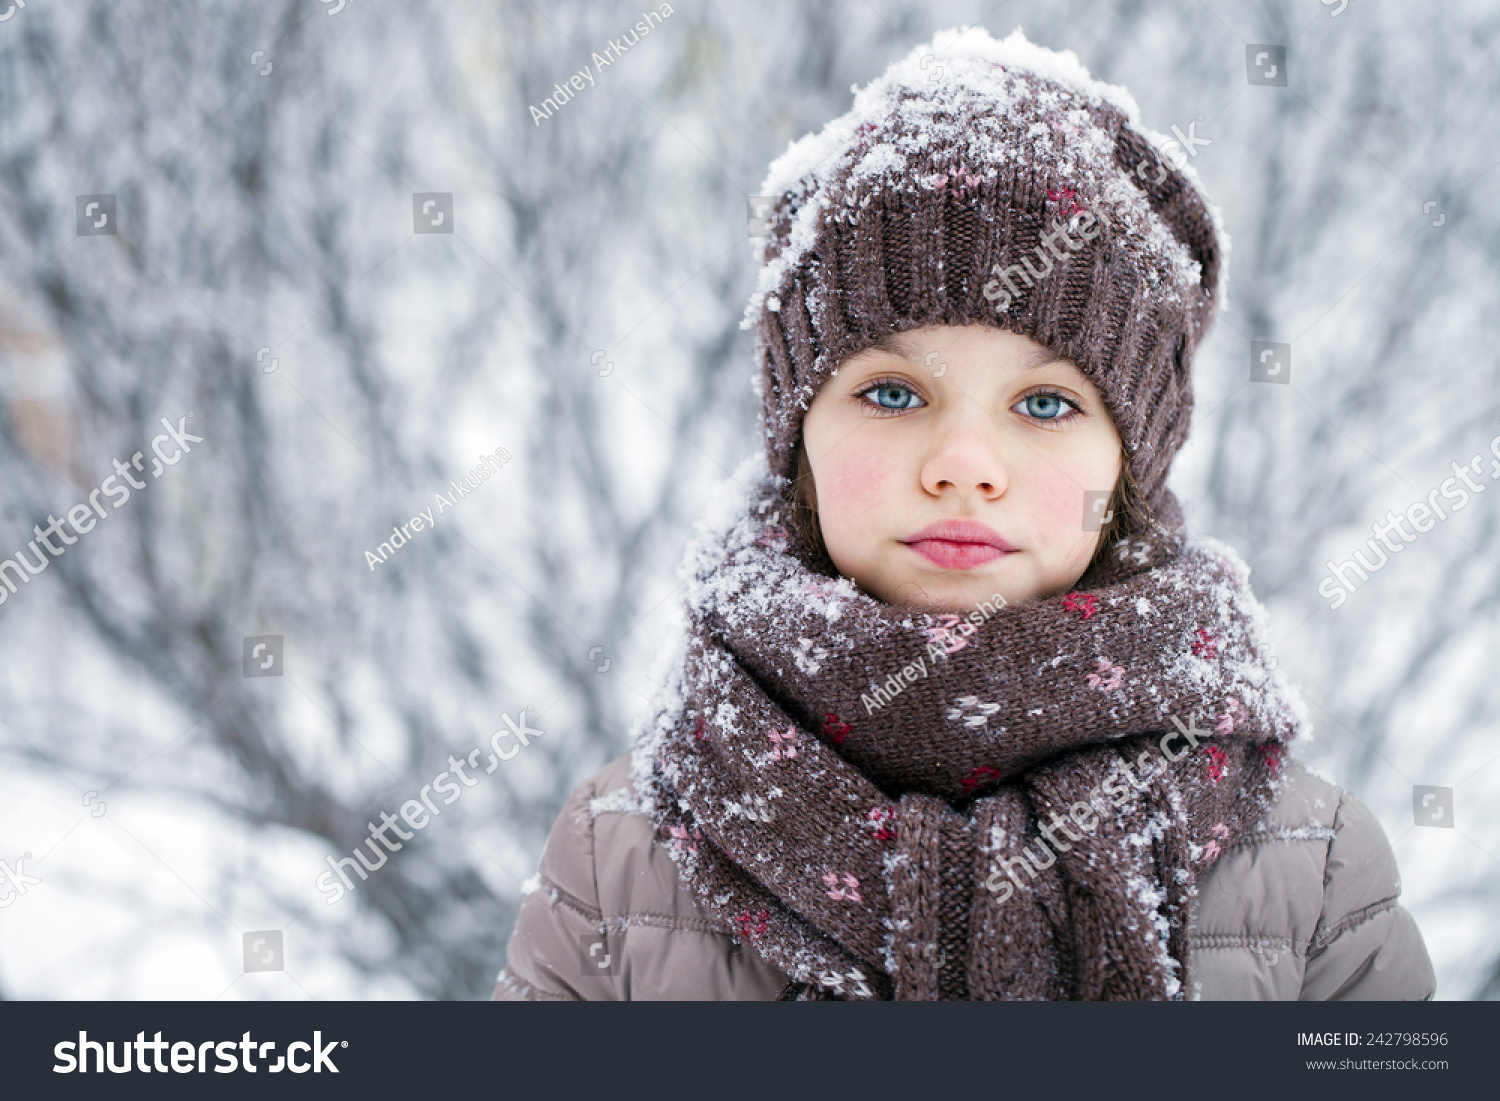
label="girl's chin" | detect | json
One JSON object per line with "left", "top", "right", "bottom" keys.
{"left": 880, "top": 569, "right": 1030, "bottom": 609}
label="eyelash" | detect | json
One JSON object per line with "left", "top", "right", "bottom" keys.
{"left": 852, "top": 379, "right": 1084, "bottom": 426}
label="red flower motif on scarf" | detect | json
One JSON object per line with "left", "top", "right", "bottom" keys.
{"left": 822, "top": 713, "right": 852, "bottom": 746}
{"left": 1202, "top": 821, "right": 1229, "bottom": 862}
{"left": 1062, "top": 592, "right": 1097, "bottom": 620}
{"left": 866, "top": 806, "right": 898, "bottom": 841}
{"left": 923, "top": 613, "right": 976, "bottom": 653}
{"left": 667, "top": 824, "right": 701, "bottom": 853}
{"left": 961, "top": 765, "right": 1004, "bottom": 794}
{"left": 766, "top": 726, "right": 798, "bottom": 760}
{"left": 1191, "top": 629, "right": 1219, "bottom": 660}
{"left": 1205, "top": 744, "right": 1229, "bottom": 785}
{"left": 1215, "top": 697, "right": 1246, "bottom": 735}
{"left": 756, "top": 524, "right": 789, "bottom": 550}
{"left": 1085, "top": 656, "right": 1125, "bottom": 692}
{"left": 734, "top": 908, "right": 770, "bottom": 940}
{"left": 691, "top": 715, "right": 709, "bottom": 741}
{"left": 805, "top": 577, "right": 842, "bottom": 599}
{"left": 1261, "top": 742, "right": 1284, "bottom": 776}
{"left": 1194, "top": 828, "right": 1230, "bottom": 870}
{"left": 823, "top": 872, "right": 862, "bottom": 903}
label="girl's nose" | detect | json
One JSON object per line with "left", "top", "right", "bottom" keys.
{"left": 919, "top": 421, "right": 1008, "bottom": 501}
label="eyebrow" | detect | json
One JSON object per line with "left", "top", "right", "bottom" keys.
{"left": 872, "top": 332, "right": 1065, "bottom": 370}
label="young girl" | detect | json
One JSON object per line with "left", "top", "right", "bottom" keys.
{"left": 494, "top": 27, "right": 1435, "bottom": 1000}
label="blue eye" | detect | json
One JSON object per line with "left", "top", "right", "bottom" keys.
{"left": 1015, "top": 391, "right": 1079, "bottom": 421}
{"left": 861, "top": 382, "right": 925, "bottom": 411}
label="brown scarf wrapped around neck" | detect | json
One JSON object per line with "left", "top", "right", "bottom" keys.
{"left": 630, "top": 460, "right": 1308, "bottom": 1000}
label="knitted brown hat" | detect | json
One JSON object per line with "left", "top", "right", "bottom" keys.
{"left": 744, "top": 26, "right": 1230, "bottom": 530}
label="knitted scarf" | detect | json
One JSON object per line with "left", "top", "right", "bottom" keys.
{"left": 631, "top": 462, "right": 1309, "bottom": 1000}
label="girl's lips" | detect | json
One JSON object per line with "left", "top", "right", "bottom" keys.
{"left": 900, "top": 520, "right": 1016, "bottom": 571}
{"left": 905, "top": 539, "right": 1010, "bottom": 570}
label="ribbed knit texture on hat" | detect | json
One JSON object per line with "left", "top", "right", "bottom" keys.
{"left": 743, "top": 26, "right": 1230, "bottom": 526}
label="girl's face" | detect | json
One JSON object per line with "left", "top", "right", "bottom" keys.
{"left": 800, "top": 324, "right": 1122, "bottom": 609}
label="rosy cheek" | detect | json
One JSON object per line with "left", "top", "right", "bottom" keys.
{"left": 1028, "top": 465, "right": 1091, "bottom": 537}
{"left": 818, "top": 445, "right": 898, "bottom": 517}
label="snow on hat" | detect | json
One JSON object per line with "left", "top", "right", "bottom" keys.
{"left": 745, "top": 25, "right": 1230, "bottom": 528}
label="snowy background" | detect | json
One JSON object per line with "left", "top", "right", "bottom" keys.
{"left": 0, "top": 0, "right": 1496, "bottom": 1000}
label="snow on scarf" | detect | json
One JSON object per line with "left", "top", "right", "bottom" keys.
{"left": 630, "top": 457, "right": 1310, "bottom": 1000}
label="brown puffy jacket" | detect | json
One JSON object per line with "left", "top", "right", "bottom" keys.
{"left": 493, "top": 753, "right": 1436, "bottom": 1000}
